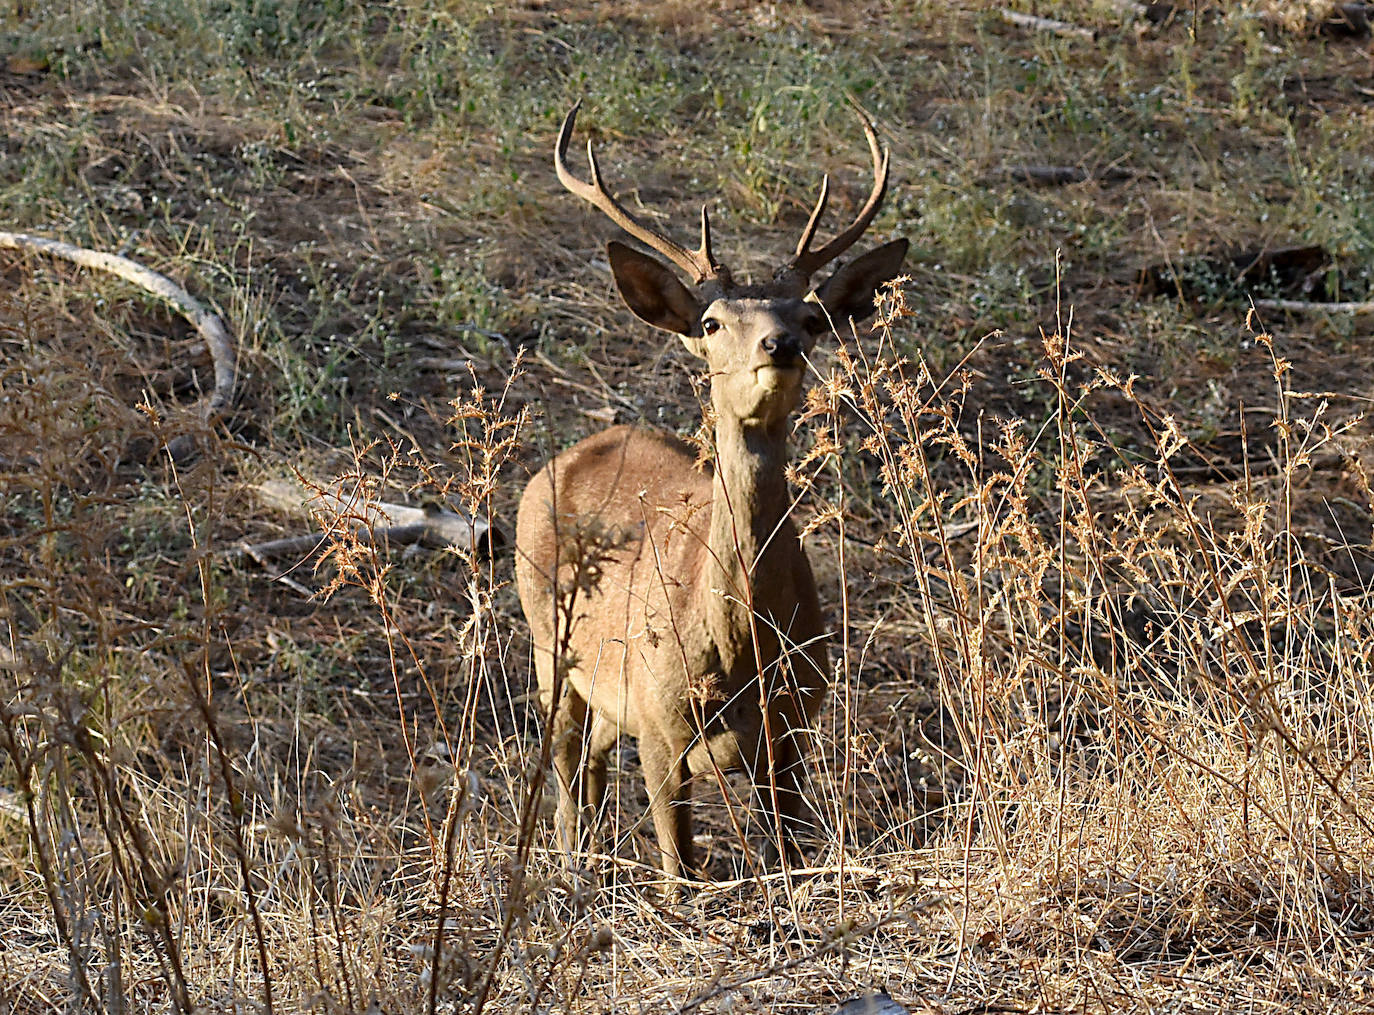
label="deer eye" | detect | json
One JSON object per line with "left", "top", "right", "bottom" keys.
{"left": 701, "top": 318, "right": 722, "bottom": 336}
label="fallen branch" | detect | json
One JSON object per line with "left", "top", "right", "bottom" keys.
{"left": 835, "top": 994, "right": 914, "bottom": 1015}
{"left": 1103, "top": 0, "right": 1178, "bottom": 24}
{"left": 1139, "top": 245, "right": 1333, "bottom": 301}
{"left": 1251, "top": 297, "right": 1374, "bottom": 315}
{"left": 0, "top": 230, "right": 237, "bottom": 461}
{"left": 234, "top": 477, "right": 500, "bottom": 574}
{"left": 1319, "top": 3, "right": 1372, "bottom": 39}
{"left": 998, "top": 9, "right": 1096, "bottom": 40}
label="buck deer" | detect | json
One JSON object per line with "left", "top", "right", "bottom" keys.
{"left": 515, "top": 103, "right": 907, "bottom": 884}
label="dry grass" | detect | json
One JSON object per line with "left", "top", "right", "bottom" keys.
{"left": 3, "top": 1, "right": 1374, "bottom": 1012}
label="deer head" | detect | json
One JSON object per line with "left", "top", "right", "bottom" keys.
{"left": 555, "top": 102, "right": 908, "bottom": 428}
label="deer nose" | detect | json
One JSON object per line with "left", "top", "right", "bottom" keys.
{"left": 761, "top": 333, "right": 802, "bottom": 364}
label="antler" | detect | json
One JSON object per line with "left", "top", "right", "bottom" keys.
{"left": 785, "top": 104, "right": 891, "bottom": 280}
{"left": 555, "top": 102, "right": 724, "bottom": 286}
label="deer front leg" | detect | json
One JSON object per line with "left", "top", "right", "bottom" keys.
{"left": 754, "top": 635, "right": 826, "bottom": 866}
{"left": 638, "top": 733, "right": 695, "bottom": 887}
{"left": 749, "top": 720, "right": 814, "bottom": 867}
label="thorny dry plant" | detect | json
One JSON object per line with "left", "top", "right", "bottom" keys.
{"left": 795, "top": 280, "right": 1374, "bottom": 1001}
{"left": 4, "top": 266, "right": 1374, "bottom": 1012}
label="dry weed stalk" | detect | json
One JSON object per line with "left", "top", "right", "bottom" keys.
{"left": 798, "top": 278, "right": 1374, "bottom": 992}
{"left": 312, "top": 365, "right": 532, "bottom": 1014}
{"left": 1, "top": 292, "right": 231, "bottom": 1012}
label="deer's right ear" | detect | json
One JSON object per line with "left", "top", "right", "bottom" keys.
{"left": 607, "top": 241, "right": 701, "bottom": 337}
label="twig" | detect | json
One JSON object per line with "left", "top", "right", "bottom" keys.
{"left": 234, "top": 532, "right": 334, "bottom": 561}
{"left": 1251, "top": 297, "right": 1374, "bottom": 315}
{"left": 998, "top": 9, "right": 1096, "bottom": 40}
{"left": 1319, "top": 3, "right": 1372, "bottom": 39}
{"left": 0, "top": 230, "right": 237, "bottom": 461}
{"left": 235, "top": 539, "right": 319, "bottom": 596}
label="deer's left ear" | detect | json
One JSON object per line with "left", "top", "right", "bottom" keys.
{"left": 815, "top": 238, "right": 909, "bottom": 326}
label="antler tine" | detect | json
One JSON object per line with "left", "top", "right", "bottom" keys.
{"left": 697, "top": 204, "right": 717, "bottom": 277}
{"left": 793, "top": 173, "right": 831, "bottom": 261}
{"left": 788, "top": 105, "right": 891, "bottom": 279}
{"left": 554, "top": 103, "right": 721, "bottom": 285}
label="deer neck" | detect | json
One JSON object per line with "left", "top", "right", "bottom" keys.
{"left": 701, "top": 414, "right": 792, "bottom": 663}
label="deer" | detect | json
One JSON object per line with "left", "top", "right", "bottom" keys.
{"left": 514, "top": 102, "right": 908, "bottom": 886}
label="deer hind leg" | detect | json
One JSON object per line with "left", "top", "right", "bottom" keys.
{"left": 580, "top": 711, "right": 618, "bottom": 834}
{"left": 638, "top": 733, "right": 695, "bottom": 887}
{"left": 545, "top": 680, "right": 607, "bottom": 857}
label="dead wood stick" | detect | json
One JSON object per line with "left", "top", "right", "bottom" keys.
{"left": 1251, "top": 297, "right": 1374, "bottom": 315}
{"left": 1103, "top": 0, "right": 1177, "bottom": 23}
{"left": 835, "top": 994, "right": 914, "bottom": 1015}
{"left": 998, "top": 165, "right": 1089, "bottom": 185}
{"left": 998, "top": 9, "right": 1096, "bottom": 39}
{"left": 241, "top": 477, "right": 498, "bottom": 560}
{"left": 1319, "top": 3, "right": 1372, "bottom": 39}
{"left": 234, "top": 523, "right": 445, "bottom": 561}
{"left": 0, "top": 230, "right": 237, "bottom": 459}
{"left": 234, "top": 532, "right": 334, "bottom": 561}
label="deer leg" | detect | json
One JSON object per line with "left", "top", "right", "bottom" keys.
{"left": 749, "top": 721, "right": 813, "bottom": 867}
{"left": 581, "top": 712, "right": 618, "bottom": 833}
{"left": 638, "top": 733, "right": 695, "bottom": 886}
{"left": 547, "top": 682, "right": 599, "bottom": 856}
